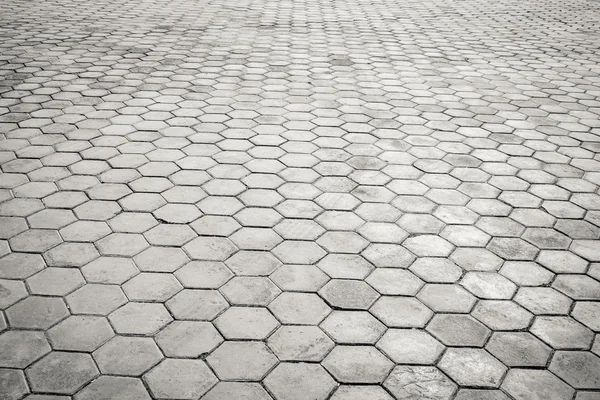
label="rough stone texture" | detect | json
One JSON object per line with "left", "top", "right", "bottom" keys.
{"left": 1, "top": 0, "right": 600, "bottom": 396}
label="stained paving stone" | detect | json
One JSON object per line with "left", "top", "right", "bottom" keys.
{"left": 2, "top": 0, "right": 600, "bottom": 396}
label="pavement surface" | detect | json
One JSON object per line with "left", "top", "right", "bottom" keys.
{"left": 1, "top": 0, "right": 600, "bottom": 398}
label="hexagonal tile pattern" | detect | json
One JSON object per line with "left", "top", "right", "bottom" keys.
{"left": 2, "top": 0, "right": 600, "bottom": 396}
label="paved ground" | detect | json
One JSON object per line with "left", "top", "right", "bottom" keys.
{"left": 1, "top": 0, "right": 600, "bottom": 398}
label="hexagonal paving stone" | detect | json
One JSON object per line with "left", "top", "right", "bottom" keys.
{"left": 97, "top": 233, "right": 149, "bottom": 256}
{"left": 66, "top": 284, "right": 127, "bottom": 315}
{"left": 269, "top": 292, "right": 331, "bottom": 325}
{"left": 166, "top": 289, "right": 228, "bottom": 320}
{"left": 417, "top": 284, "right": 477, "bottom": 313}
{"left": 81, "top": 256, "right": 139, "bottom": 284}
{"left": 427, "top": 314, "right": 490, "bottom": 347}
{"left": 270, "top": 264, "right": 329, "bottom": 292}
{"left": 0, "top": 252, "right": 45, "bottom": 279}
{"left": 486, "top": 331, "right": 552, "bottom": 367}
{"left": 221, "top": 276, "right": 281, "bottom": 306}
{"left": 0, "top": 330, "right": 50, "bottom": 368}
{"left": 530, "top": 316, "right": 595, "bottom": 349}
{"left": 214, "top": 307, "right": 279, "bottom": 340}
{"left": 323, "top": 345, "right": 393, "bottom": 383}
{"left": 501, "top": 369, "right": 574, "bottom": 400}
{"left": 144, "top": 359, "right": 217, "bottom": 399}
{"left": 319, "top": 279, "right": 379, "bottom": 310}
{"left": 183, "top": 236, "right": 237, "bottom": 261}
{"left": 122, "top": 272, "right": 182, "bottom": 301}
{"left": 264, "top": 363, "right": 336, "bottom": 400}
{"left": 267, "top": 325, "right": 334, "bottom": 362}
{"left": 384, "top": 366, "right": 457, "bottom": 400}
{"left": 26, "top": 352, "right": 99, "bottom": 395}
{"left": 6, "top": 296, "right": 68, "bottom": 329}
{"left": 155, "top": 321, "right": 223, "bottom": 358}
{"left": 26, "top": 267, "right": 85, "bottom": 296}
{"left": 549, "top": 351, "right": 600, "bottom": 389}
{"left": 320, "top": 310, "right": 386, "bottom": 344}
{"left": 93, "top": 336, "right": 163, "bottom": 376}
{"left": 438, "top": 348, "right": 507, "bottom": 388}
{"left": 207, "top": 341, "right": 278, "bottom": 381}
{"left": 109, "top": 302, "right": 172, "bottom": 335}
{"left": 133, "top": 246, "right": 189, "bottom": 272}
{"left": 377, "top": 329, "right": 444, "bottom": 364}
{"left": 225, "top": 250, "right": 282, "bottom": 276}
{"left": 0, "top": 367, "right": 28, "bottom": 400}
{"left": 47, "top": 315, "right": 114, "bottom": 352}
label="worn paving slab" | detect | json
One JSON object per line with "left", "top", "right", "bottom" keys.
{"left": 1, "top": 0, "right": 600, "bottom": 398}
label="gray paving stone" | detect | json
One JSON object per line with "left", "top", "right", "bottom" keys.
{"left": 322, "top": 345, "right": 393, "bottom": 383}
{"left": 384, "top": 366, "right": 457, "bottom": 400}
{"left": 264, "top": 363, "right": 336, "bottom": 400}
{"left": 144, "top": 359, "right": 217, "bottom": 399}
{"left": 438, "top": 348, "right": 507, "bottom": 388}
{"left": 26, "top": 352, "right": 99, "bottom": 395}
{"left": 502, "top": 369, "right": 575, "bottom": 400}
{"left": 93, "top": 336, "right": 163, "bottom": 376}
{"left": 207, "top": 341, "right": 278, "bottom": 381}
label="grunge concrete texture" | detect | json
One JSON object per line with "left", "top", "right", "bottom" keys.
{"left": 0, "top": 0, "right": 600, "bottom": 398}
